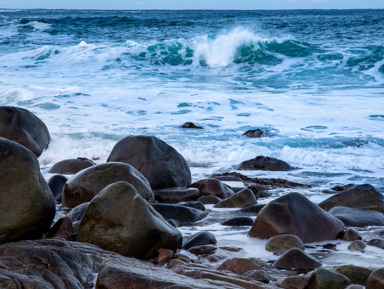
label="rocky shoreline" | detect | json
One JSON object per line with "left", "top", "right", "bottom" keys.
{"left": 1, "top": 106, "right": 384, "bottom": 289}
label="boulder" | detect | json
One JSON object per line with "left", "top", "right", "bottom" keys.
{"left": 319, "top": 184, "right": 384, "bottom": 213}
{"left": 243, "top": 129, "right": 273, "bottom": 138}
{"left": 348, "top": 240, "right": 366, "bottom": 253}
{"left": 0, "top": 106, "right": 50, "bottom": 156}
{"left": 62, "top": 162, "right": 154, "bottom": 208}
{"left": 182, "top": 201, "right": 205, "bottom": 211}
{"left": 77, "top": 181, "right": 182, "bottom": 260}
{"left": 48, "top": 174, "right": 68, "bottom": 201}
{"left": 265, "top": 234, "right": 305, "bottom": 255}
{"left": 366, "top": 268, "right": 384, "bottom": 289}
{"left": 107, "top": 135, "right": 191, "bottom": 190}
{"left": 273, "top": 248, "right": 321, "bottom": 272}
{"left": 217, "top": 258, "right": 262, "bottom": 275}
{"left": 335, "top": 265, "right": 373, "bottom": 286}
{"left": 68, "top": 202, "right": 89, "bottom": 222}
{"left": 190, "top": 178, "right": 235, "bottom": 199}
{"left": 236, "top": 156, "right": 292, "bottom": 171}
{"left": 48, "top": 157, "right": 95, "bottom": 174}
{"left": 248, "top": 193, "right": 345, "bottom": 243}
{"left": 183, "top": 231, "right": 217, "bottom": 250}
{"left": 181, "top": 122, "right": 204, "bottom": 129}
{"left": 198, "top": 195, "right": 222, "bottom": 204}
{"left": 153, "top": 187, "right": 200, "bottom": 203}
{"left": 367, "top": 238, "right": 384, "bottom": 250}
{"left": 151, "top": 203, "right": 208, "bottom": 224}
{"left": 329, "top": 206, "right": 384, "bottom": 227}
{"left": 239, "top": 204, "right": 266, "bottom": 214}
{"left": 222, "top": 217, "right": 254, "bottom": 226}
{"left": 244, "top": 270, "right": 270, "bottom": 284}
{"left": 341, "top": 227, "right": 362, "bottom": 241}
{"left": 188, "top": 244, "right": 217, "bottom": 255}
{"left": 307, "top": 268, "right": 351, "bottom": 289}
{"left": 0, "top": 138, "right": 55, "bottom": 244}
{"left": 214, "top": 188, "right": 257, "bottom": 208}
{"left": 46, "top": 217, "right": 73, "bottom": 241}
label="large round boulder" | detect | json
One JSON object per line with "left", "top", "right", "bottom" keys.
{"left": 236, "top": 156, "right": 293, "bottom": 171}
{"left": 319, "top": 184, "right": 384, "bottom": 213}
{"left": 107, "top": 135, "right": 191, "bottom": 190}
{"left": 329, "top": 206, "right": 384, "bottom": 227}
{"left": 48, "top": 157, "right": 95, "bottom": 174}
{"left": 248, "top": 193, "right": 345, "bottom": 243}
{"left": 0, "top": 106, "right": 50, "bottom": 157}
{"left": 62, "top": 162, "right": 154, "bottom": 208}
{"left": 0, "top": 138, "right": 55, "bottom": 243}
{"left": 77, "top": 181, "right": 182, "bottom": 260}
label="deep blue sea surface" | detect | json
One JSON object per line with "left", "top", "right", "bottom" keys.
{"left": 0, "top": 9, "right": 383, "bottom": 189}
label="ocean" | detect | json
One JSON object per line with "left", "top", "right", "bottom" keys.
{"left": 1, "top": 9, "right": 384, "bottom": 269}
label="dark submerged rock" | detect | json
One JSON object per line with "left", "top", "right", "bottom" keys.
{"left": 248, "top": 193, "right": 345, "bottom": 243}
{"left": 153, "top": 187, "right": 200, "bottom": 203}
{"left": 182, "top": 201, "right": 205, "bottom": 211}
{"left": 0, "top": 106, "right": 50, "bottom": 156}
{"left": 214, "top": 188, "right": 257, "bottom": 208}
{"left": 62, "top": 162, "right": 154, "bottom": 208}
{"left": 181, "top": 122, "right": 204, "bottom": 129}
{"left": 151, "top": 203, "right": 208, "bottom": 224}
{"left": 236, "top": 156, "right": 293, "bottom": 171}
{"left": 107, "top": 135, "right": 191, "bottom": 190}
{"left": 222, "top": 217, "right": 254, "bottom": 227}
{"left": 77, "top": 181, "right": 182, "bottom": 260}
{"left": 190, "top": 178, "right": 235, "bottom": 199}
{"left": 183, "top": 231, "right": 217, "bottom": 250}
{"left": 319, "top": 184, "right": 384, "bottom": 213}
{"left": 0, "top": 138, "right": 55, "bottom": 244}
{"left": 329, "top": 206, "right": 384, "bottom": 227}
{"left": 48, "top": 174, "right": 68, "bottom": 202}
{"left": 243, "top": 129, "right": 271, "bottom": 138}
{"left": 48, "top": 157, "right": 95, "bottom": 174}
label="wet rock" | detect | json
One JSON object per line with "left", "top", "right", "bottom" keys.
{"left": 48, "top": 174, "right": 68, "bottom": 202}
{"left": 198, "top": 195, "right": 222, "bottom": 204}
{"left": 346, "top": 285, "right": 364, "bottom": 289}
{"left": 322, "top": 184, "right": 355, "bottom": 194}
{"left": 243, "top": 129, "right": 274, "bottom": 138}
{"left": 366, "top": 238, "right": 384, "bottom": 249}
{"left": 236, "top": 156, "right": 293, "bottom": 171}
{"left": 280, "top": 275, "right": 309, "bottom": 289}
{"left": 265, "top": 234, "right": 305, "bottom": 255}
{"left": 46, "top": 216, "right": 73, "bottom": 241}
{"left": 217, "top": 257, "right": 262, "bottom": 275}
{"left": 0, "top": 106, "right": 50, "bottom": 156}
{"left": 239, "top": 204, "right": 266, "bottom": 214}
{"left": 182, "top": 201, "right": 205, "bottom": 211}
{"left": 214, "top": 188, "right": 257, "bottom": 208}
{"left": 190, "top": 178, "right": 235, "bottom": 199}
{"left": 68, "top": 202, "right": 89, "bottom": 222}
{"left": 213, "top": 175, "right": 244, "bottom": 182}
{"left": 222, "top": 217, "right": 254, "bottom": 226}
{"left": 341, "top": 228, "right": 362, "bottom": 241}
{"left": 0, "top": 138, "right": 55, "bottom": 244}
{"left": 319, "top": 184, "right": 384, "bottom": 213}
{"left": 183, "top": 231, "right": 217, "bottom": 250}
{"left": 335, "top": 265, "right": 373, "bottom": 286}
{"left": 189, "top": 244, "right": 217, "bottom": 255}
{"left": 366, "top": 268, "right": 384, "bottom": 289}
{"left": 157, "top": 248, "right": 174, "bottom": 265}
{"left": 181, "top": 122, "right": 204, "bottom": 129}
{"left": 62, "top": 162, "right": 154, "bottom": 208}
{"left": 153, "top": 187, "right": 200, "bottom": 203}
{"left": 49, "top": 157, "right": 96, "bottom": 174}
{"left": 348, "top": 240, "right": 366, "bottom": 252}
{"left": 152, "top": 203, "right": 208, "bottom": 224}
{"left": 78, "top": 181, "right": 182, "bottom": 260}
{"left": 107, "top": 135, "right": 191, "bottom": 190}
{"left": 247, "top": 183, "right": 272, "bottom": 198}
{"left": 329, "top": 206, "right": 384, "bottom": 227}
{"left": 248, "top": 193, "right": 345, "bottom": 243}
{"left": 273, "top": 248, "right": 321, "bottom": 272}
{"left": 244, "top": 269, "right": 270, "bottom": 283}
{"left": 307, "top": 268, "right": 351, "bottom": 289}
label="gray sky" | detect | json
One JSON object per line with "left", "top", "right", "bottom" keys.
{"left": 0, "top": 0, "right": 383, "bottom": 10}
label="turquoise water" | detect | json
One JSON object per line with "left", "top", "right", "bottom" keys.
{"left": 0, "top": 9, "right": 383, "bottom": 189}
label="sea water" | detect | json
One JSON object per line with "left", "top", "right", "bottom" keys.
{"left": 1, "top": 9, "right": 384, "bottom": 269}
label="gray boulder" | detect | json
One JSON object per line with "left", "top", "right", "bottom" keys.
{"left": 214, "top": 188, "right": 257, "bottom": 208}
{"left": 62, "top": 162, "right": 154, "bottom": 208}
{"left": 0, "top": 106, "right": 50, "bottom": 156}
{"left": 265, "top": 234, "right": 305, "bottom": 255}
{"left": 0, "top": 138, "right": 55, "bottom": 244}
{"left": 49, "top": 157, "right": 95, "bottom": 174}
{"left": 248, "top": 193, "right": 345, "bottom": 243}
{"left": 107, "top": 135, "right": 191, "bottom": 190}
{"left": 77, "top": 181, "right": 182, "bottom": 260}
{"left": 236, "top": 156, "right": 292, "bottom": 171}
{"left": 273, "top": 248, "right": 321, "bottom": 272}
{"left": 151, "top": 203, "right": 208, "bottom": 225}
{"left": 329, "top": 206, "right": 384, "bottom": 227}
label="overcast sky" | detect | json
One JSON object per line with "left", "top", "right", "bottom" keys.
{"left": 0, "top": 0, "right": 383, "bottom": 10}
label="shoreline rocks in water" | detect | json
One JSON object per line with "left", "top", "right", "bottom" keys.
{"left": 236, "top": 156, "right": 293, "bottom": 171}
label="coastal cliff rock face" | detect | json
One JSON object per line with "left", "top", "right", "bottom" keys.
{"left": 0, "top": 138, "right": 55, "bottom": 244}
{"left": 248, "top": 193, "right": 345, "bottom": 243}
{"left": 0, "top": 106, "right": 50, "bottom": 157}
{"left": 107, "top": 135, "right": 191, "bottom": 190}
{"left": 49, "top": 157, "right": 96, "bottom": 174}
{"left": 236, "top": 156, "right": 293, "bottom": 171}
{"left": 319, "top": 184, "right": 384, "bottom": 213}
{"left": 190, "top": 178, "right": 235, "bottom": 199}
{"left": 62, "top": 162, "right": 154, "bottom": 208}
{"left": 77, "top": 181, "right": 182, "bottom": 260}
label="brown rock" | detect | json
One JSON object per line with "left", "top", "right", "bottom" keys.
{"left": 265, "top": 234, "right": 305, "bottom": 255}
{"left": 366, "top": 268, "right": 384, "bottom": 289}
{"left": 335, "top": 265, "right": 373, "bottom": 286}
{"left": 49, "top": 157, "right": 95, "bottom": 174}
{"left": 217, "top": 257, "right": 262, "bottom": 275}
{"left": 46, "top": 217, "right": 73, "bottom": 241}
{"left": 157, "top": 248, "right": 174, "bottom": 265}
{"left": 191, "top": 178, "right": 235, "bottom": 199}
{"left": 153, "top": 187, "right": 200, "bottom": 203}
{"left": 189, "top": 244, "right": 217, "bottom": 255}
{"left": 280, "top": 275, "right": 309, "bottom": 289}
{"left": 307, "top": 268, "right": 351, "bottom": 289}
{"left": 341, "top": 227, "right": 362, "bottom": 241}
{"left": 214, "top": 188, "right": 257, "bottom": 208}
{"left": 273, "top": 248, "right": 321, "bottom": 272}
